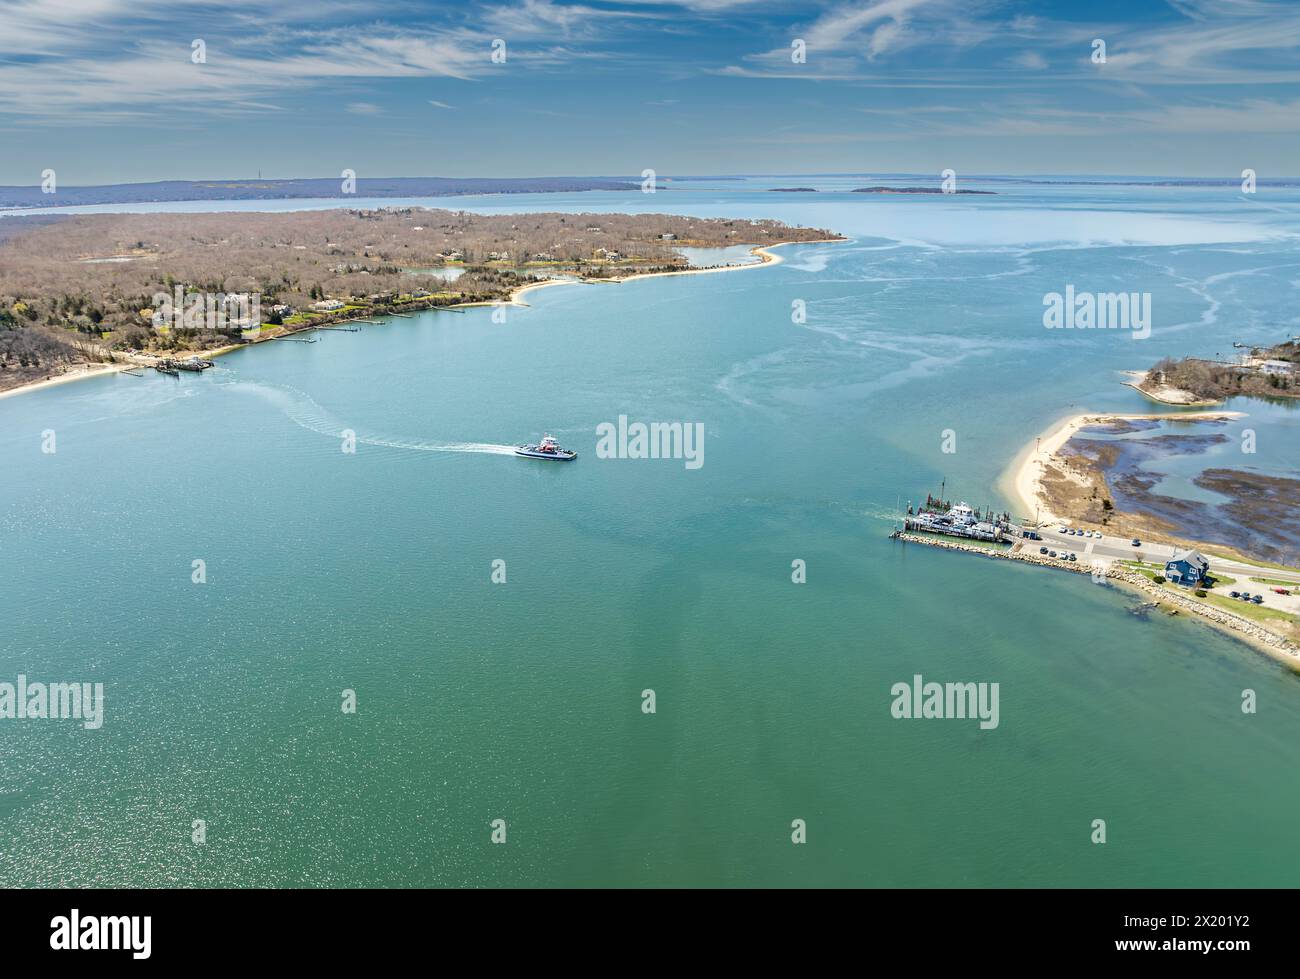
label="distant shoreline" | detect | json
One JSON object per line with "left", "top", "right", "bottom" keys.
{"left": 0, "top": 238, "right": 844, "bottom": 403}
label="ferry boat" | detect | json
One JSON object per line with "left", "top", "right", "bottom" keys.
{"left": 515, "top": 435, "right": 577, "bottom": 461}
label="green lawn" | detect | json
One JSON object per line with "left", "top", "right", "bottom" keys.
{"left": 1194, "top": 590, "right": 1300, "bottom": 629}
{"left": 1206, "top": 552, "right": 1300, "bottom": 574}
{"left": 1250, "top": 576, "right": 1297, "bottom": 587}
{"left": 1143, "top": 578, "right": 1300, "bottom": 630}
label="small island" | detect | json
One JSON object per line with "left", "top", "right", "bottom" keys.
{"left": 852, "top": 186, "right": 996, "bottom": 195}
{"left": 768, "top": 187, "right": 819, "bottom": 192}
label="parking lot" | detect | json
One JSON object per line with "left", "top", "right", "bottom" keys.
{"left": 1021, "top": 523, "right": 1300, "bottom": 614}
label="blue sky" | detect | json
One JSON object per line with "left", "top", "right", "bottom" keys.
{"left": 2, "top": 0, "right": 1300, "bottom": 183}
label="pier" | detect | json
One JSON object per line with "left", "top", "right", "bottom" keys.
{"left": 901, "top": 494, "right": 1013, "bottom": 543}
{"left": 155, "top": 357, "right": 214, "bottom": 373}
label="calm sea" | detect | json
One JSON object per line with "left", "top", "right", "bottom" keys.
{"left": 2, "top": 177, "right": 1298, "bottom": 886}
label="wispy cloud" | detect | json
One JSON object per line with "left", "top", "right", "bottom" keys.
{"left": 3, "top": 0, "right": 1300, "bottom": 179}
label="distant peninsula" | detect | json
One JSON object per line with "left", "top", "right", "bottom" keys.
{"left": 852, "top": 186, "right": 996, "bottom": 195}
{"left": 769, "top": 187, "right": 819, "bottom": 192}
{"left": 0, "top": 176, "right": 649, "bottom": 211}
{"left": 1129, "top": 338, "right": 1299, "bottom": 405}
{"left": 0, "top": 208, "right": 842, "bottom": 395}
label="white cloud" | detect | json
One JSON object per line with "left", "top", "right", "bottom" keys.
{"left": 1010, "top": 51, "right": 1047, "bottom": 70}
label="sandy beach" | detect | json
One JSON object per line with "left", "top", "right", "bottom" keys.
{"left": 0, "top": 238, "right": 842, "bottom": 403}
{"left": 504, "top": 238, "right": 839, "bottom": 305}
{"left": 0, "top": 361, "right": 135, "bottom": 401}
{"left": 1121, "top": 370, "right": 1221, "bottom": 407}
{"left": 1001, "top": 409, "right": 1246, "bottom": 526}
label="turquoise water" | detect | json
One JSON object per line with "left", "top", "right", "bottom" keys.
{"left": 2, "top": 180, "right": 1300, "bottom": 886}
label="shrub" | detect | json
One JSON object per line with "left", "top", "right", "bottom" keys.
{"left": 1153, "top": 575, "right": 1166, "bottom": 584}
{"left": 1194, "top": 589, "right": 1207, "bottom": 598}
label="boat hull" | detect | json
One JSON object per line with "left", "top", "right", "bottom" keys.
{"left": 515, "top": 447, "right": 577, "bottom": 461}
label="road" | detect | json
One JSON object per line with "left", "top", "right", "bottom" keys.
{"left": 1020, "top": 524, "right": 1300, "bottom": 614}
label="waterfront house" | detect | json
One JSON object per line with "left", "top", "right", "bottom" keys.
{"left": 311, "top": 299, "right": 345, "bottom": 311}
{"left": 1165, "top": 549, "right": 1209, "bottom": 585}
{"left": 1259, "top": 359, "right": 1295, "bottom": 376}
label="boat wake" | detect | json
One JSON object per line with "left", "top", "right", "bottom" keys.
{"left": 220, "top": 380, "right": 517, "bottom": 455}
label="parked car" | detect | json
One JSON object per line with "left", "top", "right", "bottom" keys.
{"left": 1252, "top": 596, "right": 1264, "bottom": 604}
{"left": 1039, "top": 547, "right": 1049, "bottom": 554}
{"left": 1273, "top": 588, "right": 1291, "bottom": 596}
{"left": 1131, "top": 539, "right": 1141, "bottom": 547}
{"left": 1230, "top": 591, "right": 1241, "bottom": 599}
{"left": 1049, "top": 550, "right": 1058, "bottom": 558}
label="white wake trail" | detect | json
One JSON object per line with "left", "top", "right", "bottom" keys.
{"left": 221, "top": 380, "right": 518, "bottom": 455}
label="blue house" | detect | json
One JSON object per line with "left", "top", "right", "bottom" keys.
{"left": 1165, "top": 549, "right": 1209, "bottom": 586}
